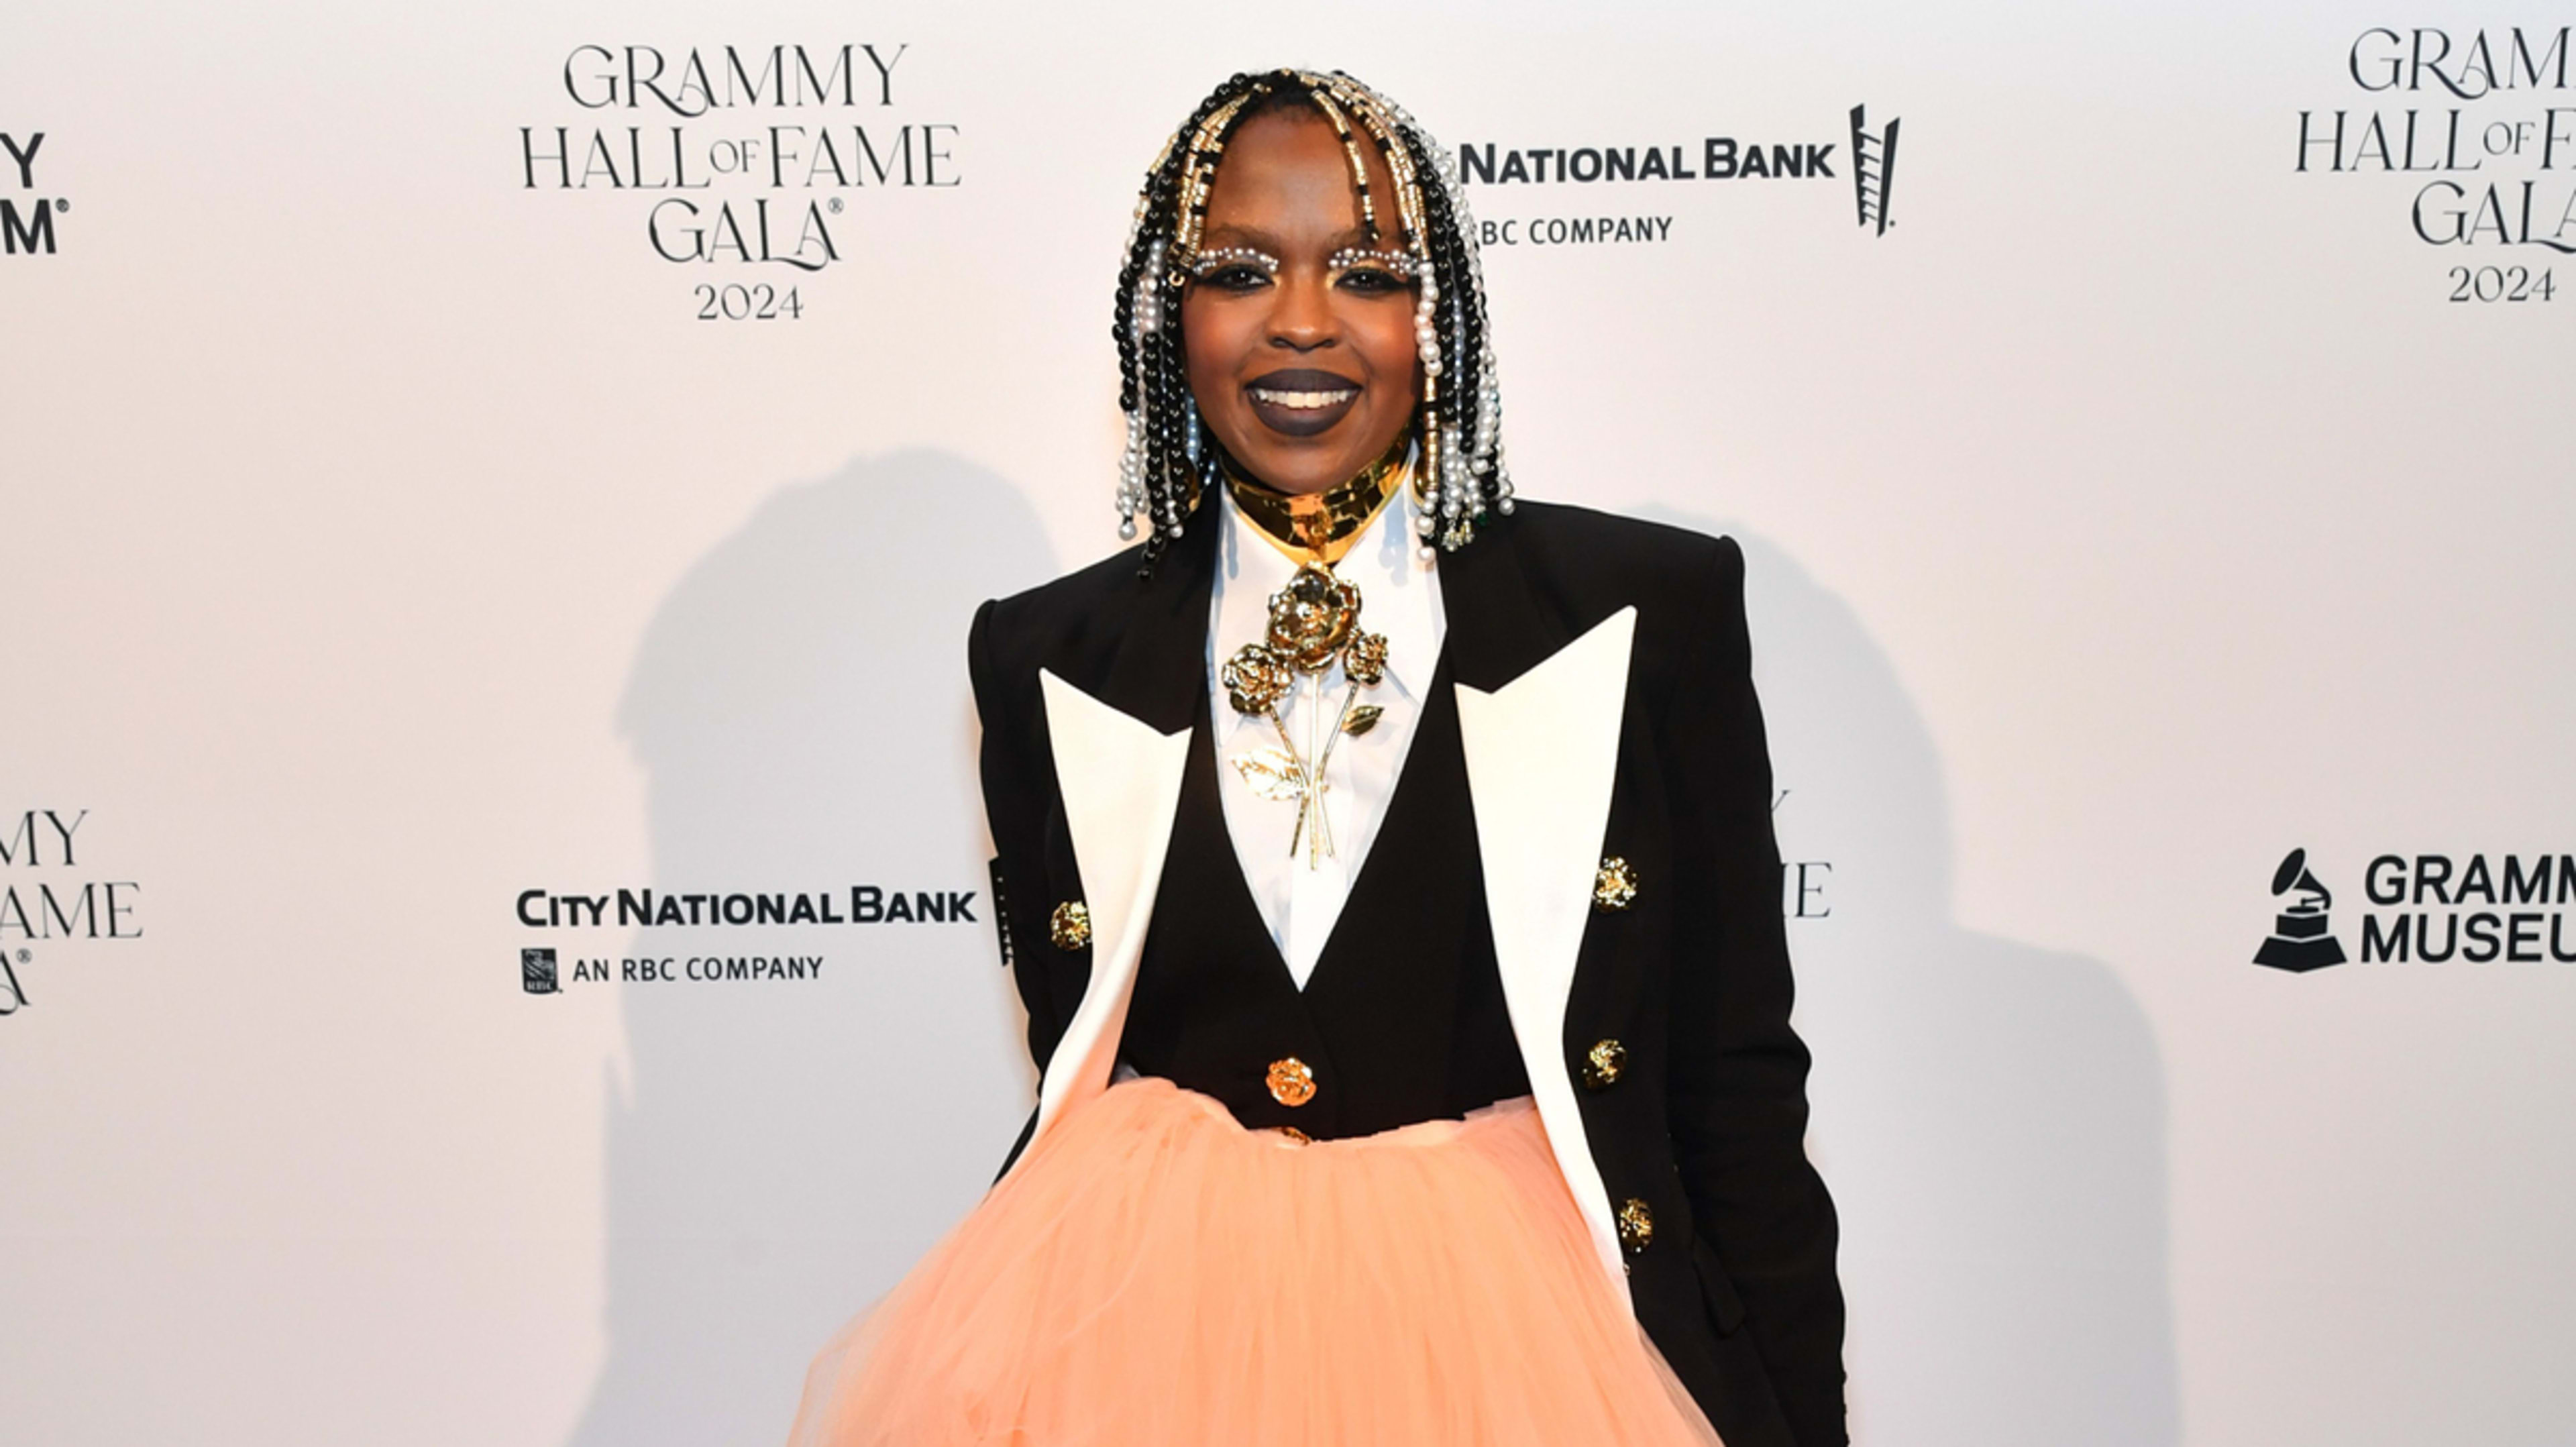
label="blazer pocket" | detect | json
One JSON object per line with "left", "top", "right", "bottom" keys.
{"left": 1690, "top": 1236, "right": 1749, "bottom": 1337}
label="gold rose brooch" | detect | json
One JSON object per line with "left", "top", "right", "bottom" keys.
{"left": 1223, "top": 562, "right": 1389, "bottom": 867}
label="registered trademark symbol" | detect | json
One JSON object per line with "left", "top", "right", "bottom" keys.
{"left": 13, "top": 949, "right": 28, "bottom": 963}
{"left": 827, "top": 197, "right": 843, "bottom": 214}
{"left": 54, "top": 199, "right": 68, "bottom": 213}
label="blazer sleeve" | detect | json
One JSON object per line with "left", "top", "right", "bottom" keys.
{"left": 967, "top": 598, "right": 1065, "bottom": 1089}
{"left": 1659, "top": 537, "right": 1847, "bottom": 1446}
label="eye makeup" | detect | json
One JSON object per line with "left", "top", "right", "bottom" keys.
{"left": 1189, "top": 246, "right": 1281, "bottom": 279}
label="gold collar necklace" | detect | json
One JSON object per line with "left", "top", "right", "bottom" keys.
{"left": 1220, "top": 435, "right": 1411, "bottom": 567}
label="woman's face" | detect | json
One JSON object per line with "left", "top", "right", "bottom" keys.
{"left": 1182, "top": 107, "right": 1421, "bottom": 497}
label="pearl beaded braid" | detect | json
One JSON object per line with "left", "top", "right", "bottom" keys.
{"left": 1109, "top": 70, "right": 1512, "bottom": 574}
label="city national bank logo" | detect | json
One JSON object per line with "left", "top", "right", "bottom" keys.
{"left": 1456, "top": 103, "right": 1902, "bottom": 250}
{"left": 2254, "top": 847, "right": 2576, "bottom": 970}
{"left": 3, "top": 131, "right": 64, "bottom": 256}
{"left": 516, "top": 44, "right": 961, "bottom": 317}
{"left": 1, "top": 808, "right": 144, "bottom": 1020}
{"left": 513, "top": 883, "right": 976, "bottom": 991}
{"left": 1850, "top": 106, "right": 1899, "bottom": 235}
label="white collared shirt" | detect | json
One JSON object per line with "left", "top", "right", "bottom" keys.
{"left": 1205, "top": 477, "right": 1446, "bottom": 990}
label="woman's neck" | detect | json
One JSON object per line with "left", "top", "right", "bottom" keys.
{"left": 1220, "top": 434, "right": 1411, "bottom": 566}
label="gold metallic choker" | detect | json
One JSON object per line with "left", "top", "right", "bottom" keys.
{"left": 1220, "top": 437, "right": 1409, "bottom": 568}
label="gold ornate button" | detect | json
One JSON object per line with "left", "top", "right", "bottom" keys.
{"left": 1049, "top": 900, "right": 1091, "bottom": 951}
{"left": 1582, "top": 1038, "right": 1627, "bottom": 1091}
{"left": 1615, "top": 1197, "right": 1655, "bottom": 1254}
{"left": 1266, "top": 1056, "right": 1316, "bottom": 1107}
{"left": 1594, "top": 857, "right": 1638, "bottom": 912}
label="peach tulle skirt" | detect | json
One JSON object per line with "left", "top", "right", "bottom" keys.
{"left": 788, "top": 1075, "right": 1723, "bottom": 1447}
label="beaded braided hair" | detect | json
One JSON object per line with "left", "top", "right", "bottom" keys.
{"left": 1112, "top": 68, "right": 1513, "bottom": 575}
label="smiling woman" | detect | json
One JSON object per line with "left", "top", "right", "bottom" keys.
{"left": 1110, "top": 72, "right": 1509, "bottom": 566}
{"left": 1180, "top": 102, "right": 1424, "bottom": 492}
{"left": 786, "top": 68, "right": 1847, "bottom": 1447}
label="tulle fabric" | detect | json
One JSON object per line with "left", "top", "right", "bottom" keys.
{"left": 788, "top": 1075, "right": 1723, "bottom": 1447}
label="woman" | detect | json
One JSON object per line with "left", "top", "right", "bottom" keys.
{"left": 791, "top": 68, "right": 1845, "bottom": 1447}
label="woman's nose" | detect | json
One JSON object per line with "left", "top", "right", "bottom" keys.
{"left": 1267, "top": 272, "right": 1337, "bottom": 352}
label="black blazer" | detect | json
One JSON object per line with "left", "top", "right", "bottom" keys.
{"left": 968, "top": 496, "right": 1847, "bottom": 1447}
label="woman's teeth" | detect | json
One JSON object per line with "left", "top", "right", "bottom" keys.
{"left": 1248, "top": 387, "right": 1357, "bottom": 409}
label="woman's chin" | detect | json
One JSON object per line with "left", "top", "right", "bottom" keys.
{"left": 1228, "top": 432, "right": 1399, "bottom": 496}
{"left": 1232, "top": 455, "right": 1346, "bottom": 496}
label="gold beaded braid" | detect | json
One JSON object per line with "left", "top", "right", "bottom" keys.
{"left": 1301, "top": 86, "right": 1380, "bottom": 240}
{"left": 1313, "top": 78, "right": 1427, "bottom": 251}
{"left": 1173, "top": 90, "right": 1262, "bottom": 259}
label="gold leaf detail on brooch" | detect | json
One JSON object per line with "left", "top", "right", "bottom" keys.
{"left": 1342, "top": 705, "right": 1384, "bottom": 737}
{"left": 1230, "top": 747, "right": 1309, "bottom": 802}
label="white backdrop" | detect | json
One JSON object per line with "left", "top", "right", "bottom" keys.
{"left": 6, "top": 3, "right": 2572, "bottom": 1444}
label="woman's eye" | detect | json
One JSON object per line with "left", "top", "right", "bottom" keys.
{"left": 1199, "top": 264, "right": 1273, "bottom": 291}
{"left": 1334, "top": 267, "right": 1409, "bottom": 295}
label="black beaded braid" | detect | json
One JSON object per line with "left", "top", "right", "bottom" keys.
{"left": 1112, "top": 69, "right": 1512, "bottom": 577}
{"left": 1110, "top": 72, "right": 1261, "bottom": 571}
{"left": 1398, "top": 128, "right": 1478, "bottom": 467}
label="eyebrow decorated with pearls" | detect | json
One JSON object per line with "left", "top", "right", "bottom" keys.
{"left": 1326, "top": 246, "right": 1419, "bottom": 276}
{"left": 1187, "top": 246, "right": 1281, "bottom": 277}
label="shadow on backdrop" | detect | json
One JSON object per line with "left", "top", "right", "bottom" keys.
{"left": 566, "top": 452, "right": 1055, "bottom": 1447}
{"left": 1642, "top": 510, "right": 2179, "bottom": 1446}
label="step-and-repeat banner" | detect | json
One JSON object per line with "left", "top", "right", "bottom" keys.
{"left": 7, "top": 3, "right": 2570, "bottom": 1444}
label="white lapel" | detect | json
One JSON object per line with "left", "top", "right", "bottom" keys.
{"left": 1006, "top": 669, "right": 1193, "bottom": 1179}
{"left": 1453, "top": 606, "right": 1638, "bottom": 1296}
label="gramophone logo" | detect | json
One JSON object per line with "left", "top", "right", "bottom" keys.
{"left": 1849, "top": 105, "right": 1898, "bottom": 235}
{"left": 2255, "top": 848, "right": 2349, "bottom": 973}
